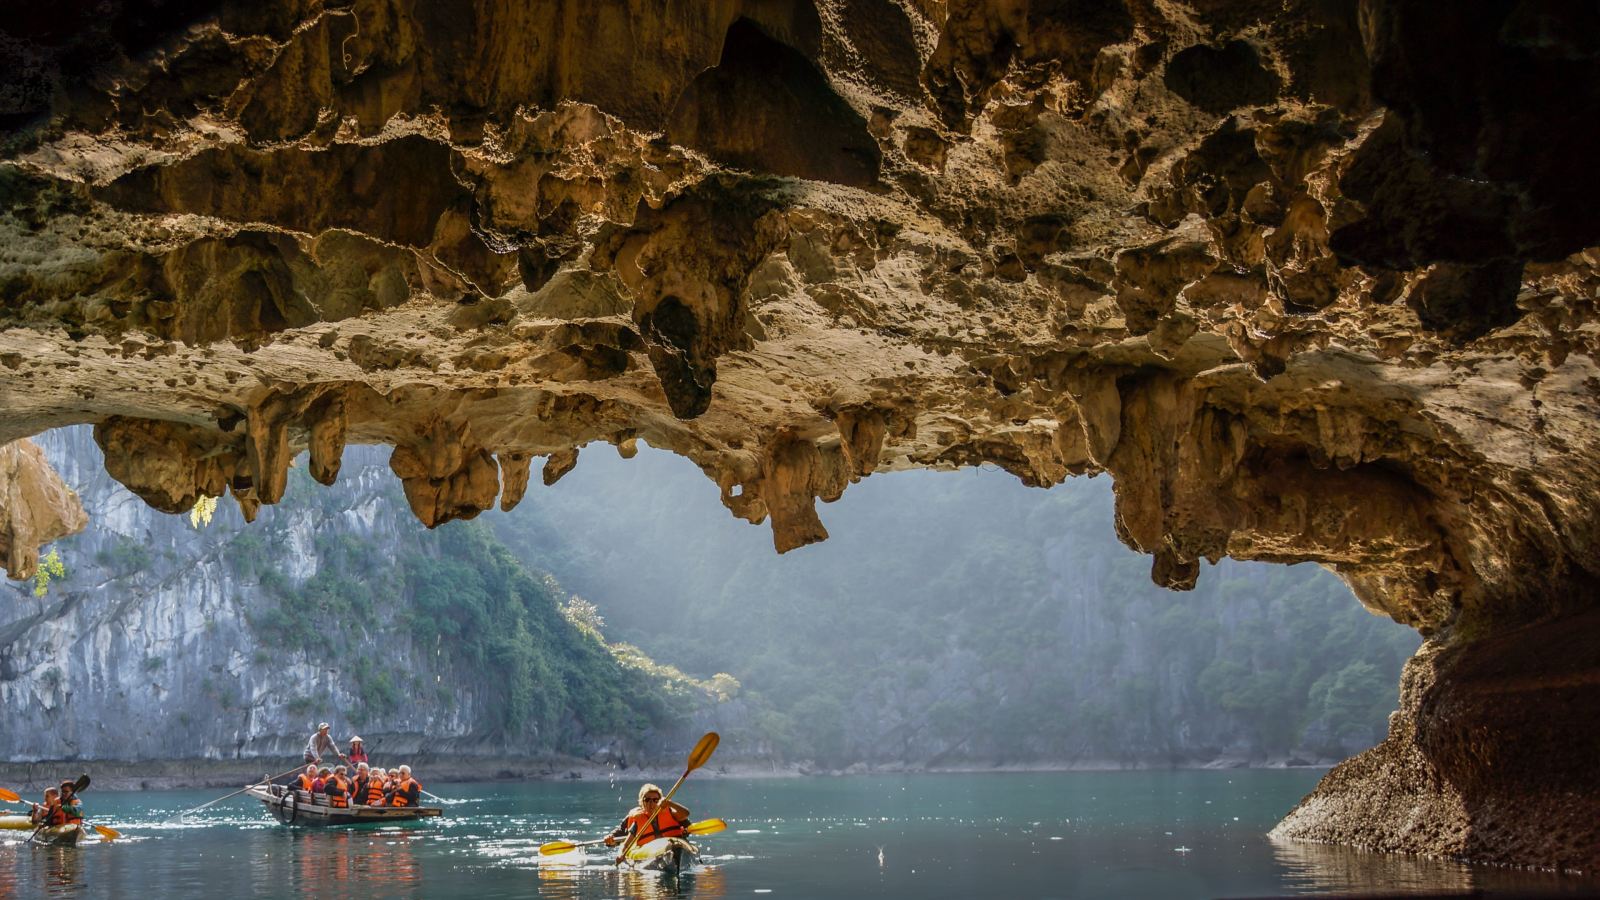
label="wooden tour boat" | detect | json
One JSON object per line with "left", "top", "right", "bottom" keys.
{"left": 246, "top": 785, "right": 442, "bottom": 827}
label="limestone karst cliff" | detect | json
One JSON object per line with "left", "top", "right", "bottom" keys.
{"left": 1, "top": 0, "right": 1597, "bottom": 870}
{"left": 0, "top": 427, "right": 726, "bottom": 764}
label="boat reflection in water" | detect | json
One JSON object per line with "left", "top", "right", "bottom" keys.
{"left": 0, "top": 842, "right": 84, "bottom": 898}
{"left": 248, "top": 827, "right": 427, "bottom": 896}
{"left": 1270, "top": 836, "right": 1590, "bottom": 895}
{"left": 41, "top": 845, "right": 83, "bottom": 897}
{"left": 535, "top": 857, "right": 727, "bottom": 900}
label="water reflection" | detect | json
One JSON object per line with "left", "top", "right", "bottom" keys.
{"left": 1270, "top": 836, "right": 1592, "bottom": 895}
{"left": 244, "top": 827, "right": 429, "bottom": 898}
{"left": 1272, "top": 836, "right": 1477, "bottom": 894}
{"left": 43, "top": 844, "right": 84, "bottom": 895}
{"left": 534, "top": 859, "right": 728, "bottom": 900}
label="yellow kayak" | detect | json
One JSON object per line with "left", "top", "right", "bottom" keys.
{"left": 0, "top": 816, "right": 85, "bottom": 845}
{"left": 624, "top": 837, "right": 697, "bottom": 875}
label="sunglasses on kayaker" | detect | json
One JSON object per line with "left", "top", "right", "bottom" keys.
{"left": 643, "top": 796, "right": 662, "bottom": 803}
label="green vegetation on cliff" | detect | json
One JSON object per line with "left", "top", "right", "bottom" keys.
{"left": 222, "top": 465, "right": 721, "bottom": 751}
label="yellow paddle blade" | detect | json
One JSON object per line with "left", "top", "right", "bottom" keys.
{"left": 539, "top": 840, "right": 579, "bottom": 856}
{"left": 0, "top": 787, "right": 20, "bottom": 803}
{"left": 685, "top": 732, "right": 719, "bottom": 772}
{"left": 92, "top": 824, "right": 120, "bottom": 841}
{"left": 686, "top": 818, "right": 726, "bottom": 836}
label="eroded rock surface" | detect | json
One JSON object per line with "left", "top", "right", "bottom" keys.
{"left": 1, "top": 0, "right": 1597, "bottom": 870}
{"left": 0, "top": 440, "right": 88, "bottom": 579}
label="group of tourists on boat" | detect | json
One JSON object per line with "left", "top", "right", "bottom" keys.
{"left": 284, "top": 723, "right": 424, "bottom": 808}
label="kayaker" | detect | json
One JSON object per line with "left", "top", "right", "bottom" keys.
{"left": 347, "top": 736, "right": 369, "bottom": 766}
{"left": 57, "top": 781, "right": 83, "bottom": 824}
{"left": 389, "top": 765, "right": 421, "bottom": 808}
{"left": 303, "top": 722, "right": 347, "bottom": 765}
{"left": 605, "top": 783, "right": 691, "bottom": 848}
{"left": 29, "top": 788, "right": 65, "bottom": 826}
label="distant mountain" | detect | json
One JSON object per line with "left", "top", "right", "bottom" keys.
{"left": 488, "top": 444, "right": 1422, "bottom": 769}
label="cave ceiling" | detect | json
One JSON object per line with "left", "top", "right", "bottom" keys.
{"left": 0, "top": 0, "right": 1597, "bottom": 641}
{"left": 4, "top": 0, "right": 1600, "bottom": 871}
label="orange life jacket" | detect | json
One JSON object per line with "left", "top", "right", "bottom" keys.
{"left": 390, "top": 776, "right": 420, "bottom": 807}
{"left": 622, "top": 805, "right": 688, "bottom": 842}
{"left": 296, "top": 773, "right": 315, "bottom": 793}
{"left": 60, "top": 801, "right": 82, "bottom": 824}
{"left": 35, "top": 803, "right": 66, "bottom": 827}
{"left": 364, "top": 780, "right": 388, "bottom": 806}
{"left": 327, "top": 774, "right": 350, "bottom": 808}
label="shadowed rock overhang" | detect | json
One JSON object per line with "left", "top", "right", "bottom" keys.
{"left": 1, "top": 0, "right": 1597, "bottom": 872}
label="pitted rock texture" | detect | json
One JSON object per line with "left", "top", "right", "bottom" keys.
{"left": 1, "top": 0, "right": 1598, "bottom": 869}
{"left": 0, "top": 440, "right": 87, "bottom": 579}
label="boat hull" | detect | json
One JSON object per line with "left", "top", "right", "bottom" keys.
{"left": 1, "top": 818, "right": 85, "bottom": 845}
{"left": 624, "top": 837, "right": 696, "bottom": 875}
{"left": 35, "top": 824, "right": 85, "bottom": 846}
{"left": 247, "top": 786, "right": 442, "bottom": 827}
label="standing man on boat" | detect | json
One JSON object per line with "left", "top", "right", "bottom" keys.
{"left": 303, "top": 722, "right": 347, "bottom": 765}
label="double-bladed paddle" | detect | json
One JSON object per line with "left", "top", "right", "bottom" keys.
{"left": 538, "top": 817, "right": 727, "bottom": 856}
{"left": 11, "top": 774, "right": 118, "bottom": 842}
{"left": 614, "top": 732, "right": 719, "bottom": 865}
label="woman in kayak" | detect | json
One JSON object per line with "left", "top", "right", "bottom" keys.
{"left": 604, "top": 783, "right": 691, "bottom": 848}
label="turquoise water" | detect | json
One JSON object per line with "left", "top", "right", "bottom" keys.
{"left": 1, "top": 771, "right": 1592, "bottom": 898}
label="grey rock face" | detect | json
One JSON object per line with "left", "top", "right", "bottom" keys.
{"left": 0, "top": 427, "right": 488, "bottom": 761}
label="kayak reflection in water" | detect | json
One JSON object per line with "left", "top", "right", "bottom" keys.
{"left": 606, "top": 783, "right": 692, "bottom": 847}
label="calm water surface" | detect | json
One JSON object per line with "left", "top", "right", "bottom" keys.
{"left": 1, "top": 771, "right": 1592, "bottom": 898}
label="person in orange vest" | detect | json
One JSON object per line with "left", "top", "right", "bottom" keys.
{"left": 292, "top": 763, "right": 317, "bottom": 794}
{"left": 363, "top": 768, "right": 389, "bottom": 807}
{"left": 389, "top": 765, "right": 422, "bottom": 808}
{"left": 57, "top": 781, "right": 84, "bottom": 824}
{"left": 604, "top": 783, "right": 691, "bottom": 848}
{"left": 324, "top": 765, "right": 352, "bottom": 808}
{"left": 350, "top": 762, "right": 370, "bottom": 805}
{"left": 29, "top": 787, "right": 65, "bottom": 826}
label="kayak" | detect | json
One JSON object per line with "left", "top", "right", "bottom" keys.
{"left": 624, "top": 837, "right": 697, "bottom": 875}
{"left": 34, "top": 824, "right": 86, "bottom": 846}
{"left": 0, "top": 817, "right": 85, "bottom": 845}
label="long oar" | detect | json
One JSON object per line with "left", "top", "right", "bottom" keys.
{"left": 540, "top": 817, "right": 727, "bottom": 856}
{"left": 615, "top": 732, "right": 718, "bottom": 865}
{"left": 167, "top": 765, "right": 306, "bottom": 822}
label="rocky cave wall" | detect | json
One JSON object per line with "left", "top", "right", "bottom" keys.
{"left": 0, "top": 0, "right": 1597, "bottom": 870}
